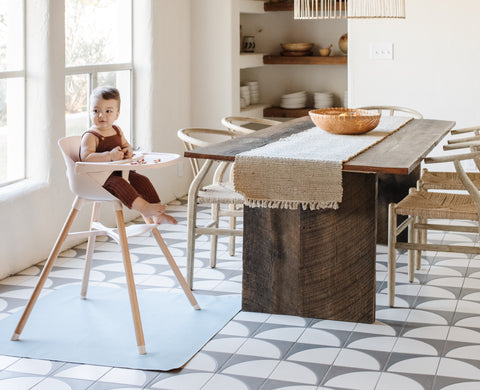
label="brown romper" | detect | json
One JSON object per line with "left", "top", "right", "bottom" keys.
{"left": 80, "top": 126, "right": 160, "bottom": 208}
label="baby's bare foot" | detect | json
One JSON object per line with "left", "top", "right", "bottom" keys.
{"left": 152, "top": 213, "right": 178, "bottom": 225}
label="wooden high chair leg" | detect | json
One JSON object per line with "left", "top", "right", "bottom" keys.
{"left": 113, "top": 201, "right": 146, "bottom": 355}
{"left": 81, "top": 202, "right": 102, "bottom": 299}
{"left": 12, "top": 197, "right": 85, "bottom": 341}
{"left": 144, "top": 217, "right": 200, "bottom": 310}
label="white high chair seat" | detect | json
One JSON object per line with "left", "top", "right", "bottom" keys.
{"left": 11, "top": 136, "right": 199, "bottom": 355}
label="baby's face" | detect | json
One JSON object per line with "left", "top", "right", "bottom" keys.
{"left": 90, "top": 97, "right": 120, "bottom": 131}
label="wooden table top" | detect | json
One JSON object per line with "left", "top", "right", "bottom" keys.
{"left": 184, "top": 116, "right": 455, "bottom": 175}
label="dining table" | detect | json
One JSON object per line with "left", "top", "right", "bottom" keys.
{"left": 184, "top": 116, "right": 455, "bottom": 323}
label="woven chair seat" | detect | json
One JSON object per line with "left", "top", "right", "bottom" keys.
{"left": 396, "top": 190, "right": 478, "bottom": 221}
{"left": 420, "top": 170, "right": 480, "bottom": 190}
{"left": 197, "top": 183, "right": 244, "bottom": 204}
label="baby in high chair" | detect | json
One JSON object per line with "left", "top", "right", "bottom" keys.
{"left": 79, "top": 86, "right": 177, "bottom": 225}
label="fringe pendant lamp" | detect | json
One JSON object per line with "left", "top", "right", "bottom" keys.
{"left": 294, "top": 0, "right": 405, "bottom": 20}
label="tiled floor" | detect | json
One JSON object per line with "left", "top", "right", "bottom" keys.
{"left": 1, "top": 198, "right": 480, "bottom": 389}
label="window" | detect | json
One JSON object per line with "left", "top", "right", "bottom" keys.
{"left": 65, "top": 0, "right": 132, "bottom": 139}
{"left": 0, "top": 0, "right": 25, "bottom": 186}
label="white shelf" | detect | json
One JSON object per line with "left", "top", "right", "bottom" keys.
{"left": 240, "top": 103, "right": 269, "bottom": 117}
{"left": 239, "top": 53, "right": 265, "bottom": 69}
{"left": 240, "top": 0, "right": 266, "bottom": 14}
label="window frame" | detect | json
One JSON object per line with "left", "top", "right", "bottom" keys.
{"left": 64, "top": 0, "right": 134, "bottom": 145}
{"left": 0, "top": 0, "right": 26, "bottom": 188}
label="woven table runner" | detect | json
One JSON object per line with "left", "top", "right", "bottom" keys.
{"left": 233, "top": 116, "right": 412, "bottom": 210}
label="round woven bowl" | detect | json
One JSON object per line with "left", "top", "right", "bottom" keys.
{"left": 309, "top": 108, "right": 381, "bottom": 135}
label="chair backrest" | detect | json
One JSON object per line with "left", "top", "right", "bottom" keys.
{"left": 357, "top": 105, "right": 423, "bottom": 119}
{"left": 221, "top": 116, "right": 281, "bottom": 135}
{"left": 58, "top": 136, "right": 116, "bottom": 201}
{"left": 177, "top": 128, "right": 236, "bottom": 177}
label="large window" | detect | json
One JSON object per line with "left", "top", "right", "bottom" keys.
{"left": 0, "top": 0, "right": 25, "bottom": 186}
{"left": 65, "top": 0, "right": 132, "bottom": 139}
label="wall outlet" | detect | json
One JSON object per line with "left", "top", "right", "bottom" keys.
{"left": 370, "top": 43, "right": 393, "bottom": 60}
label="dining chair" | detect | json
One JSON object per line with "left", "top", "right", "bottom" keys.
{"left": 221, "top": 116, "right": 281, "bottom": 135}
{"left": 355, "top": 106, "right": 424, "bottom": 244}
{"left": 177, "top": 128, "right": 244, "bottom": 289}
{"left": 11, "top": 136, "right": 200, "bottom": 354}
{"left": 357, "top": 105, "right": 423, "bottom": 119}
{"left": 418, "top": 126, "right": 480, "bottom": 190}
{"left": 387, "top": 150, "right": 480, "bottom": 307}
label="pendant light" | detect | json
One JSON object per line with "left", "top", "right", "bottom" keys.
{"left": 294, "top": 0, "right": 405, "bottom": 20}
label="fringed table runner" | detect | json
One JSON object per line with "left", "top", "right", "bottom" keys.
{"left": 233, "top": 116, "right": 412, "bottom": 210}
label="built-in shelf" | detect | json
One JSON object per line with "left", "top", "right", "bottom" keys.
{"left": 242, "top": 103, "right": 270, "bottom": 117}
{"left": 264, "top": 1, "right": 294, "bottom": 12}
{"left": 264, "top": 1, "right": 346, "bottom": 12}
{"left": 240, "top": 53, "right": 266, "bottom": 69}
{"left": 264, "top": 106, "right": 312, "bottom": 118}
{"left": 263, "top": 55, "right": 347, "bottom": 65}
{"left": 240, "top": 0, "right": 266, "bottom": 13}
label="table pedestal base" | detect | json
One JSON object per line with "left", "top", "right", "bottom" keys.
{"left": 242, "top": 172, "right": 377, "bottom": 323}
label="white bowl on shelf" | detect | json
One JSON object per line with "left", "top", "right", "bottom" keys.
{"left": 282, "top": 91, "right": 307, "bottom": 98}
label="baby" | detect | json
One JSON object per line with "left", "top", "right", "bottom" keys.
{"left": 79, "top": 86, "right": 176, "bottom": 225}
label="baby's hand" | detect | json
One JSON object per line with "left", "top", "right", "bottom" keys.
{"left": 122, "top": 146, "right": 133, "bottom": 159}
{"left": 109, "top": 146, "right": 124, "bottom": 161}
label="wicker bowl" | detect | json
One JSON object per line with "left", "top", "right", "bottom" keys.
{"left": 309, "top": 108, "right": 381, "bottom": 135}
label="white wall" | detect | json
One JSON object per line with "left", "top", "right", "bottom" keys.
{"left": 190, "top": 0, "right": 235, "bottom": 128}
{"left": 348, "top": 0, "right": 480, "bottom": 129}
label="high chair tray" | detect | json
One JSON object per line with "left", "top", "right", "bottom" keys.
{"left": 75, "top": 152, "right": 180, "bottom": 174}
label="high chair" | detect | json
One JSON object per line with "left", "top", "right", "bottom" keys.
{"left": 11, "top": 136, "right": 199, "bottom": 354}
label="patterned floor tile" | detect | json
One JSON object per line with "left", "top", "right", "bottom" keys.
{"left": 2, "top": 199, "right": 480, "bottom": 390}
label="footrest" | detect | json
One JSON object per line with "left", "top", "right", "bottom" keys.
{"left": 91, "top": 222, "right": 158, "bottom": 243}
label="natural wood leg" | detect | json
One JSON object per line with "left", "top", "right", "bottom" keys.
{"left": 186, "top": 159, "right": 214, "bottom": 289}
{"left": 228, "top": 204, "right": 236, "bottom": 256}
{"left": 408, "top": 216, "right": 415, "bottom": 283}
{"left": 81, "top": 202, "right": 101, "bottom": 299}
{"left": 12, "top": 197, "right": 84, "bottom": 341}
{"left": 388, "top": 203, "right": 397, "bottom": 307}
{"left": 145, "top": 217, "right": 200, "bottom": 310}
{"left": 417, "top": 216, "right": 426, "bottom": 270}
{"left": 210, "top": 204, "right": 219, "bottom": 268}
{"left": 113, "top": 202, "right": 146, "bottom": 355}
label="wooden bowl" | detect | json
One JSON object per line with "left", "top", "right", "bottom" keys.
{"left": 280, "top": 42, "right": 313, "bottom": 52}
{"left": 309, "top": 108, "right": 381, "bottom": 135}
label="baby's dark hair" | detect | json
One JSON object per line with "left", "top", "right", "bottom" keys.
{"left": 91, "top": 86, "right": 121, "bottom": 108}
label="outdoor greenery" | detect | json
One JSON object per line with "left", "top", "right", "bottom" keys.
{"left": 65, "top": 0, "right": 115, "bottom": 115}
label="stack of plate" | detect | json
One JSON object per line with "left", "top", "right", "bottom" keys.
{"left": 240, "top": 85, "right": 250, "bottom": 106}
{"left": 247, "top": 81, "right": 260, "bottom": 104}
{"left": 314, "top": 92, "right": 334, "bottom": 109}
{"left": 280, "top": 91, "right": 307, "bottom": 109}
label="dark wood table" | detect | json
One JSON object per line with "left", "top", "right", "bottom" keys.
{"left": 185, "top": 117, "right": 454, "bottom": 323}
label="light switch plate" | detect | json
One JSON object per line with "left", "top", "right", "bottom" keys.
{"left": 370, "top": 43, "right": 393, "bottom": 60}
